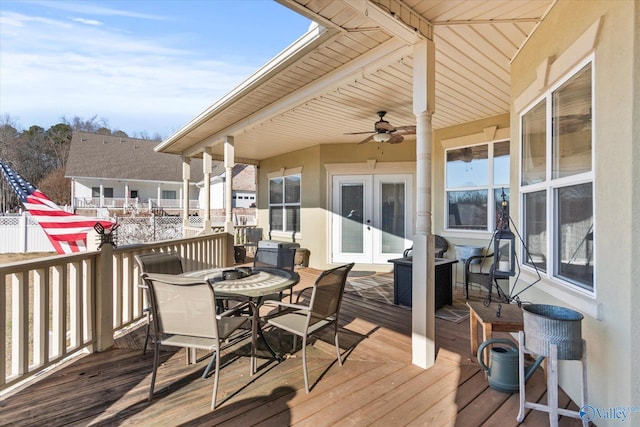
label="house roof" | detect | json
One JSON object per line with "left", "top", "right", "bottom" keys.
{"left": 66, "top": 132, "right": 255, "bottom": 191}
{"left": 156, "top": 0, "right": 554, "bottom": 161}
{"left": 66, "top": 132, "right": 206, "bottom": 183}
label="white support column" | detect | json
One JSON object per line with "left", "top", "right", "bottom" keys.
{"left": 156, "top": 184, "right": 161, "bottom": 206}
{"left": 182, "top": 157, "right": 191, "bottom": 231}
{"left": 202, "top": 150, "right": 212, "bottom": 232}
{"left": 224, "top": 137, "right": 235, "bottom": 231}
{"left": 412, "top": 38, "right": 436, "bottom": 369}
{"left": 124, "top": 183, "right": 129, "bottom": 210}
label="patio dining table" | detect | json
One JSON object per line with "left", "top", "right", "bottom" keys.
{"left": 181, "top": 266, "right": 300, "bottom": 360}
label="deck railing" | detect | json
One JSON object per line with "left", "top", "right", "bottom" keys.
{"left": 0, "top": 232, "right": 233, "bottom": 393}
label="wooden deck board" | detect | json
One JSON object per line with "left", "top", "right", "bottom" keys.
{"left": 0, "top": 270, "right": 584, "bottom": 427}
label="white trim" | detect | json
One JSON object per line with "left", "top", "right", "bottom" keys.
{"left": 440, "top": 127, "right": 510, "bottom": 149}
{"left": 518, "top": 56, "right": 596, "bottom": 301}
{"left": 266, "top": 166, "right": 303, "bottom": 179}
{"left": 514, "top": 17, "right": 602, "bottom": 113}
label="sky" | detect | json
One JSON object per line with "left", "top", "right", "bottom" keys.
{"left": 0, "top": 0, "right": 311, "bottom": 138}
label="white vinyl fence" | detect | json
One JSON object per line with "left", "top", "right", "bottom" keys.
{"left": 0, "top": 213, "right": 255, "bottom": 254}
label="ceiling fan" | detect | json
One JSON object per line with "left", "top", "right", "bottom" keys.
{"left": 345, "top": 111, "right": 416, "bottom": 144}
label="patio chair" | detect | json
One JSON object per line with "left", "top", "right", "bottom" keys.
{"left": 464, "top": 252, "right": 509, "bottom": 302}
{"left": 134, "top": 251, "right": 184, "bottom": 354}
{"left": 262, "top": 262, "right": 354, "bottom": 393}
{"left": 142, "top": 272, "right": 256, "bottom": 410}
{"left": 253, "top": 246, "right": 297, "bottom": 302}
{"left": 244, "top": 227, "right": 263, "bottom": 255}
{"left": 402, "top": 235, "right": 449, "bottom": 258}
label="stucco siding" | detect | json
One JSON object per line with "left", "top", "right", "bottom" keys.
{"left": 510, "top": 0, "right": 638, "bottom": 420}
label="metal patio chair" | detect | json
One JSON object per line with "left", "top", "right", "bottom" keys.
{"left": 142, "top": 272, "right": 256, "bottom": 410}
{"left": 262, "top": 262, "right": 354, "bottom": 392}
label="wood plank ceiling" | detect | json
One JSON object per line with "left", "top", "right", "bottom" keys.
{"left": 158, "top": 0, "right": 554, "bottom": 162}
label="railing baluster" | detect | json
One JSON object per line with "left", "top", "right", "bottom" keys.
{"left": 10, "top": 272, "right": 28, "bottom": 376}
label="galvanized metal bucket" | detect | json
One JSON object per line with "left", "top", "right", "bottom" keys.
{"left": 522, "top": 304, "right": 584, "bottom": 360}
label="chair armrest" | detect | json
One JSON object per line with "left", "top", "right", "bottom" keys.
{"left": 294, "top": 287, "right": 313, "bottom": 304}
{"left": 217, "top": 300, "right": 253, "bottom": 319}
{"left": 262, "top": 300, "right": 309, "bottom": 312}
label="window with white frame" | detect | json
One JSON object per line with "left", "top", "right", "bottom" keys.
{"left": 269, "top": 174, "right": 300, "bottom": 234}
{"left": 445, "top": 140, "right": 510, "bottom": 231}
{"left": 520, "top": 60, "right": 593, "bottom": 292}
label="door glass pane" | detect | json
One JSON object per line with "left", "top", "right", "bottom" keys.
{"left": 341, "top": 184, "right": 363, "bottom": 253}
{"left": 522, "top": 100, "right": 546, "bottom": 185}
{"left": 446, "top": 145, "right": 489, "bottom": 187}
{"left": 552, "top": 63, "right": 592, "bottom": 179}
{"left": 447, "top": 190, "right": 488, "bottom": 230}
{"left": 557, "top": 183, "right": 593, "bottom": 290}
{"left": 380, "top": 182, "right": 405, "bottom": 254}
{"left": 523, "top": 190, "right": 547, "bottom": 271}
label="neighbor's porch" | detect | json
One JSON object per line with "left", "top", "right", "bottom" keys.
{"left": 1, "top": 267, "right": 582, "bottom": 426}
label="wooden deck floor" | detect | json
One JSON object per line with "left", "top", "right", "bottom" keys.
{"left": 0, "top": 268, "right": 584, "bottom": 426}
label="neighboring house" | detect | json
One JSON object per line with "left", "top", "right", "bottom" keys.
{"left": 154, "top": 1, "right": 639, "bottom": 423}
{"left": 65, "top": 132, "right": 255, "bottom": 216}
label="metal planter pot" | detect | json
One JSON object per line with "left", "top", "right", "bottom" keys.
{"left": 522, "top": 304, "right": 584, "bottom": 360}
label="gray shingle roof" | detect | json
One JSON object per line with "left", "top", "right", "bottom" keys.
{"left": 65, "top": 132, "right": 255, "bottom": 191}
{"left": 65, "top": 132, "right": 206, "bottom": 182}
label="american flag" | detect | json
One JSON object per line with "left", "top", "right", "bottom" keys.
{"left": 0, "top": 160, "right": 116, "bottom": 254}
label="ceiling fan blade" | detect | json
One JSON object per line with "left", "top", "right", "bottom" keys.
{"left": 358, "top": 135, "right": 374, "bottom": 144}
{"left": 394, "top": 125, "right": 416, "bottom": 135}
{"left": 388, "top": 133, "right": 405, "bottom": 144}
{"left": 345, "top": 131, "right": 375, "bottom": 135}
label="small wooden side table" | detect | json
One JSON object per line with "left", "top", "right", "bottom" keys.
{"left": 467, "top": 301, "right": 524, "bottom": 365}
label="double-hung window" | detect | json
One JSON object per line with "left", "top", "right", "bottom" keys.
{"left": 269, "top": 174, "right": 300, "bottom": 234}
{"left": 520, "top": 60, "right": 594, "bottom": 293}
{"left": 445, "top": 141, "right": 510, "bottom": 231}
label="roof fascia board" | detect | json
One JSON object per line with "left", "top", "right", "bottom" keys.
{"left": 157, "top": 24, "right": 334, "bottom": 153}
{"left": 343, "top": 0, "right": 430, "bottom": 43}
{"left": 276, "top": 0, "right": 346, "bottom": 32}
{"left": 184, "top": 37, "right": 412, "bottom": 157}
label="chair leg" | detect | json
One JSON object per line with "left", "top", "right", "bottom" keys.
{"left": 334, "top": 323, "right": 342, "bottom": 366}
{"left": 149, "top": 342, "right": 160, "bottom": 401}
{"left": 202, "top": 350, "right": 217, "bottom": 379}
{"left": 142, "top": 310, "right": 151, "bottom": 355}
{"left": 211, "top": 350, "right": 221, "bottom": 410}
{"left": 302, "top": 334, "right": 309, "bottom": 393}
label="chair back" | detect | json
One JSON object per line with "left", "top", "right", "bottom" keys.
{"left": 309, "top": 263, "right": 354, "bottom": 320}
{"left": 246, "top": 227, "right": 263, "bottom": 244}
{"left": 143, "top": 273, "right": 220, "bottom": 340}
{"left": 135, "top": 251, "right": 184, "bottom": 275}
{"left": 253, "top": 247, "right": 296, "bottom": 272}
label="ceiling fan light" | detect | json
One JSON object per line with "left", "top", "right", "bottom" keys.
{"left": 373, "top": 132, "right": 391, "bottom": 143}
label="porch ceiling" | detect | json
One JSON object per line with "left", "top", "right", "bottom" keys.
{"left": 157, "top": 0, "right": 554, "bottom": 162}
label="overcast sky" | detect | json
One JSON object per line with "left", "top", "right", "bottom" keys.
{"left": 0, "top": 0, "right": 311, "bottom": 138}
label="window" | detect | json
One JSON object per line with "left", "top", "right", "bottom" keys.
{"left": 162, "top": 190, "right": 176, "bottom": 199}
{"left": 445, "top": 140, "right": 510, "bottom": 231}
{"left": 520, "top": 61, "right": 593, "bottom": 292}
{"left": 269, "top": 174, "right": 300, "bottom": 233}
{"left": 92, "top": 187, "right": 113, "bottom": 198}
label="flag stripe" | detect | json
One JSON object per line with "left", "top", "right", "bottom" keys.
{"left": 0, "top": 161, "right": 115, "bottom": 255}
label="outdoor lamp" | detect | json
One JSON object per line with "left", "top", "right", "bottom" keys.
{"left": 373, "top": 132, "right": 391, "bottom": 143}
{"left": 493, "top": 190, "right": 516, "bottom": 277}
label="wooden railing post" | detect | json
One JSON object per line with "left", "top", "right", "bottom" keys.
{"left": 95, "top": 243, "right": 114, "bottom": 351}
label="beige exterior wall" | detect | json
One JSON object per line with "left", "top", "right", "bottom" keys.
{"left": 510, "top": 0, "right": 639, "bottom": 420}
{"left": 257, "top": 141, "right": 416, "bottom": 270}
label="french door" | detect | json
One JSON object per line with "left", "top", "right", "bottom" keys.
{"left": 332, "top": 174, "right": 413, "bottom": 264}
